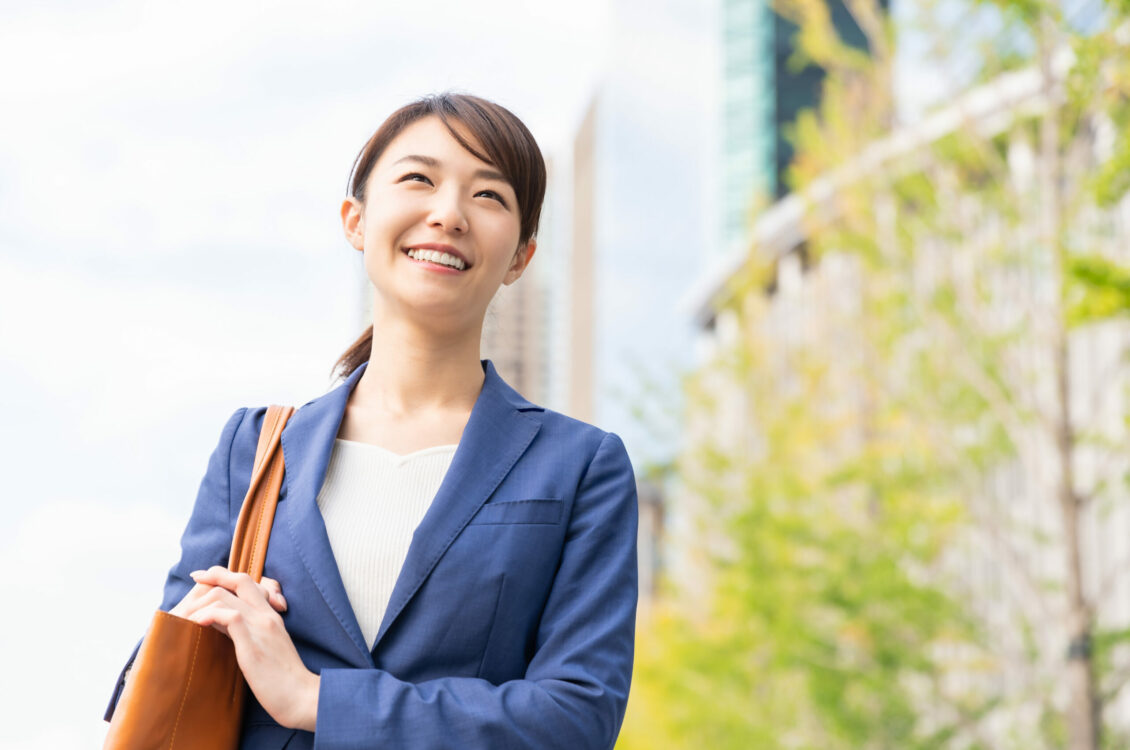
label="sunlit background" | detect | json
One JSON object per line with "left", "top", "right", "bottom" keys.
{"left": 2, "top": 0, "right": 1128, "bottom": 748}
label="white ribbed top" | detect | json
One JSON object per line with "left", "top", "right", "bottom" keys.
{"left": 315, "top": 438, "right": 457, "bottom": 650}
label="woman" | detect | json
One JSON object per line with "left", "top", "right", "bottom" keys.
{"left": 103, "top": 93, "right": 639, "bottom": 749}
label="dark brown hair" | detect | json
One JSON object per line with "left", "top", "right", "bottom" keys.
{"left": 332, "top": 92, "right": 548, "bottom": 381}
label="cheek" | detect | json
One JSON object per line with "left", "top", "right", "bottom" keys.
{"left": 482, "top": 216, "right": 522, "bottom": 255}
{"left": 362, "top": 206, "right": 392, "bottom": 247}
{"left": 362, "top": 194, "right": 416, "bottom": 244}
{"left": 359, "top": 222, "right": 392, "bottom": 280}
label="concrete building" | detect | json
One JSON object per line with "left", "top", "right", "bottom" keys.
{"left": 566, "top": 100, "right": 597, "bottom": 424}
{"left": 481, "top": 100, "right": 598, "bottom": 422}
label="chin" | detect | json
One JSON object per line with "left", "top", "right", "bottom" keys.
{"left": 394, "top": 297, "right": 485, "bottom": 328}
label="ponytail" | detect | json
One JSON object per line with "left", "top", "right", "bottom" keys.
{"left": 332, "top": 325, "right": 373, "bottom": 382}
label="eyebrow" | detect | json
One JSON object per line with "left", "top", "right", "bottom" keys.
{"left": 391, "top": 154, "right": 508, "bottom": 184}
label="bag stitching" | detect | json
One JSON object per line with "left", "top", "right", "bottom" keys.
{"left": 167, "top": 622, "right": 202, "bottom": 750}
{"left": 243, "top": 407, "right": 279, "bottom": 571}
{"left": 249, "top": 448, "right": 283, "bottom": 575}
{"left": 246, "top": 406, "right": 286, "bottom": 576}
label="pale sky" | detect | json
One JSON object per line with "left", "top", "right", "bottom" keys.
{"left": 0, "top": 1, "right": 713, "bottom": 746}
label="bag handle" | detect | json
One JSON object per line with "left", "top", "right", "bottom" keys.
{"left": 228, "top": 405, "right": 295, "bottom": 581}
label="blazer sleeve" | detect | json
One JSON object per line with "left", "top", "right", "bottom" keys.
{"left": 103, "top": 407, "right": 250, "bottom": 722}
{"left": 314, "top": 431, "right": 640, "bottom": 750}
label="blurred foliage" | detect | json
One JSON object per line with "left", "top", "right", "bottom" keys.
{"left": 619, "top": 0, "right": 1130, "bottom": 748}
{"left": 1068, "top": 254, "right": 1130, "bottom": 324}
{"left": 620, "top": 308, "right": 998, "bottom": 748}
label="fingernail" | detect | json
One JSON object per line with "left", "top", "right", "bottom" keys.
{"left": 189, "top": 570, "right": 204, "bottom": 578}
{"left": 279, "top": 594, "right": 288, "bottom": 611}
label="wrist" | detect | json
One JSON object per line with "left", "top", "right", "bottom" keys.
{"left": 293, "top": 671, "right": 319, "bottom": 732}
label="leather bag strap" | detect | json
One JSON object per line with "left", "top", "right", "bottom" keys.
{"left": 228, "top": 405, "right": 295, "bottom": 581}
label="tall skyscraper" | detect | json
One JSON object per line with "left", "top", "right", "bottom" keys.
{"left": 720, "top": 0, "right": 884, "bottom": 256}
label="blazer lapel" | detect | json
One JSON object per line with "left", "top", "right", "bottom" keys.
{"left": 372, "top": 360, "right": 542, "bottom": 650}
{"left": 280, "top": 359, "right": 543, "bottom": 663}
{"left": 281, "top": 363, "right": 372, "bottom": 665}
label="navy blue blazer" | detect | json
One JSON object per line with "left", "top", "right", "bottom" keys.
{"left": 105, "top": 359, "right": 639, "bottom": 749}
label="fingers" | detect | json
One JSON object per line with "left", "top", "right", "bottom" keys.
{"left": 189, "top": 567, "right": 288, "bottom": 613}
{"left": 191, "top": 566, "right": 259, "bottom": 599}
{"left": 260, "top": 576, "right": 288, "bottom": 613}
{"left": 169, "top": 580, "right": 218, "bottom": 619}
{"left": 168, "top": 584, "right": 239, "bottom": 635}
{"left": 186, "top": 601, "right": 236, "bottom": 635}
{"left": 186, "top": 586, "right": 284, "bottom": 641}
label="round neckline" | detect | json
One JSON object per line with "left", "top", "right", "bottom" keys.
{"left": 334, "top": 438, "right": 458, "bottom": 461}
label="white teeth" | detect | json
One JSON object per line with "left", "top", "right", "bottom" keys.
{"left": 407, "top": 249, "right": 466, "bottom": 270}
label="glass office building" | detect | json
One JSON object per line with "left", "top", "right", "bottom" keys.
{"left": 721, "top": 0, "right": 883, "bottom": 256}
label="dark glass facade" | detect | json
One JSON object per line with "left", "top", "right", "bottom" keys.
{"left": 722, "top": 0, "right": 887, "bottom": 253}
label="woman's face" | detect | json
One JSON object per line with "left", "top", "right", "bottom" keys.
{"left": 342, "top": 116, "right": 535, "bottom": 330}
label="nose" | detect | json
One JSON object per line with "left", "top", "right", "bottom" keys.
{"left": 426, "top": 187, "right": 469, "bottom": 234}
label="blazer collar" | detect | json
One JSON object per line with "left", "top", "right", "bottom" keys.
{"left": 280, "top": 359, "right": 542, "bottom": 664}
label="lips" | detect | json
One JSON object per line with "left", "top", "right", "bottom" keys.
{"left": 403, "top": 243, "right": 471, "bottom": 270}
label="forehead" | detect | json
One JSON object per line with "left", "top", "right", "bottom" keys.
{"left": 376, "top": 116, "right": 493, "bottom": 172}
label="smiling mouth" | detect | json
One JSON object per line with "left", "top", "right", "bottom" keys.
{"left": 403, "top": 248, "right": 469, "bottom": 271}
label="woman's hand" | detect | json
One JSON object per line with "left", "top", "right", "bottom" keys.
{"left": 171, "top": 566, "right": 320, "bottom": 732}
{"left": 170, "top": 571, "right": 288, "bottom": 618}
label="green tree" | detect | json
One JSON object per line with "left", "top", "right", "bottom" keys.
{"left": 620, "top": 1, "right": 1130, "bottom": 749}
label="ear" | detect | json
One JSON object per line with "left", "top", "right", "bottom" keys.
{"left": 503, "top": 238, "right": 537, "bottom": 286}
{"left": 341, "top": 197, "right": 365, "bottom": 252}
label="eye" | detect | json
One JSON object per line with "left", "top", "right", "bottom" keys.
{"left": 399, "top": 172, "right": 432, "bottom": 184}
{"left": 476, "top": 189, "right": 507, "bottom": 207}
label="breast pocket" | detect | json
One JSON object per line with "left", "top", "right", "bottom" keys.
{"left": 469, "top": 498, "right": 563, "bottom": 525}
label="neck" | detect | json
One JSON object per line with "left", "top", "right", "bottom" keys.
{"left": 353, "top": 301, "right": 486, "bottom": 417}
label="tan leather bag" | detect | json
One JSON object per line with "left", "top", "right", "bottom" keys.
{"left": 104, "top": 405, "right": 295, "bottom": 750}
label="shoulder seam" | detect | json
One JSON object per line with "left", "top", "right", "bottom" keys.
{"left": 574, "top": 431, "right": 614, "bottom": 494}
